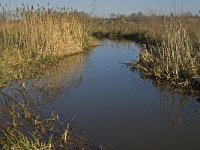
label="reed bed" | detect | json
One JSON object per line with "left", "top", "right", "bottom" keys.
{"left": 133, "top": 17, "right": 200, "bottom": 92}
{"left": 92, "top": 14, "right": 200, "bottom": 92}
{"left": 0, "top": 5, "right": 96, "bottom": 86}
{"left": 0, "top": 5, "right": 97, "bottom": 149}
{"left": 92, "top": 14, "right": 200, "bottom": 43}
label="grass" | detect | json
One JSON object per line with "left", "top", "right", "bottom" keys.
{"left": 0, "top": 5, "right": 96, "bottom": 87}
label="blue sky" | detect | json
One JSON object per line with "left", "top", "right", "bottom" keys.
{"left": 0, "top": 0, "right": 199, "bottom": 17}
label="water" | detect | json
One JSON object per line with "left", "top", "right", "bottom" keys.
{"left": 2, "top": 39, "right": 200, "bottom": 150}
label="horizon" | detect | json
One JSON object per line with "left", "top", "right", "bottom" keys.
{"left": 0, "top": 0, "right": 199, "bottom": 17}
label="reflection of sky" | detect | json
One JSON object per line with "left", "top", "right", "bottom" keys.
{"left": 0, "top": 0, "right": 199, "bottom": 17}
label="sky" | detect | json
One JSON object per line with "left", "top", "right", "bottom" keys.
{"left": 0, "top": 0, "right": 199, "bottom": 17}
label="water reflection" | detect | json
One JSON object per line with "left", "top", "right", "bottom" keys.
{"left": 192, "top": 106, "right": 200, "bottom": 128}
{"left": 0, "top": 51, "right": 96, "bottom": 149}
{"left": 102, "top": 39, "right": 140, "bottom": 61}
{"left": 33, "top": 53, "right": 85, "bottom": 101}
{"left": 0, "top": 52, "right": 91, "bottom": 132}
{"left": 145, "top": 79, "right": 200, "bottom": 129}
{"left": 158, "top": 88, "right": 190, "bottom": 128}
{"left": 0, "top": 52, "right": 91, "bottom": 106}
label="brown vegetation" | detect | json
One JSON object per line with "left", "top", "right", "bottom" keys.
{"left": 92, "top": 12, "right": 200, "bottom": 93}
{"left": 0, "top": 5, "right": 97, "bottom": 149}
{"left": 0, "top": 5, "right": 96, "bottom": 86}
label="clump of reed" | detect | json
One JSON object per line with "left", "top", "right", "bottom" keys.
{"left": 0, "top": 4, "right": 96, "bottom": 86}
{"left": 133, "top": 17, "right": 200, "bottom": 90}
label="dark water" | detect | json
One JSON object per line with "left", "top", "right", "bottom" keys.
{"left": 2, "top": 40, "right": 200, "bottom": 150}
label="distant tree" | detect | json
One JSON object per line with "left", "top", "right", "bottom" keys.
{"left": 110, "top": 13, "right": 115, "bottom": 19}
{"left": 136, "top": 11, "right": 144, "bottom": 18}
{"left": 128, "top": 13, "right": 137, "bottom": 22}
{"left": 135, "top": 11, "right": 145, "bottom": 23}
{"left": 0, "top": 12, "right": 6, "bottom": 21}
{"left": 130, "top": 13, "right": 136, "bottom": 18}
{"left": 170, "top": 12, "right": 174, "bottom": 17}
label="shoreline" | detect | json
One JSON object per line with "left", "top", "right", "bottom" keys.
{"left": 92, "top": 31, "right": 200, "bottom": 97}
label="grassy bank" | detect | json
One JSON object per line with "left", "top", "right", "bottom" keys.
{"left": 0, "top": 5, "right": 98, "bottom": 149}
{"left": 0, "top": 6, "right": 96, "bottom": 87}
{"left": 92, "top": 14, "right": 200, "bottom": 94}
{"left": 132, "top": 17, "right": 200, "bottom": 94}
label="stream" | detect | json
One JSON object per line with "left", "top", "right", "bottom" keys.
{"left": 1, "top": 39, "right": 200, "bottom": 150}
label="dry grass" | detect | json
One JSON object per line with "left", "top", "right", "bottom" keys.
{"left": 0, "top": 5, "right": 96, "bottom": 86}
{"left": 92, "top": 15, "right": 200, "bottom": 43}
{"left": 92, "top": 14, "right": 200, "bottom": 91}
{"left": 132, "top": 16, "right": 200, "bottom": 92}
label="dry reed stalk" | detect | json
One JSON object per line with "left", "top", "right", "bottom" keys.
{"left": 0, "top": 5, "right": 96, "bottom": 85}
{"left": 137, "top": 16, "right": 199, "bottom": 89}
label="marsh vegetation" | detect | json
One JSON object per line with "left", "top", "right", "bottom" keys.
{"left": 92, "top": 12, "right": 200, "bottom": 94}
{"left": 0, "top": 51, "right": 97, "bottom": 149}
{"left": 1, "top": 2, "right": 200, "bottom": 149}
{"left": 0, "top": 4, "right": 97, "bottom": 149}
{"left": 0, "top": 4, "right": 96, "bottom": 87}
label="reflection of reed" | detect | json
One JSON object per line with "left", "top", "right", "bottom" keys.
{"left": 158, "top": 85, "right": 200, "bottom": 128}
{"left": 0, "top": 52, "right": 96, "bottom": 149}
{"left": 0, "top": 52, "right": 88, "bottom": 105}
{"left": 137, "top": 72, "right": 200, "bottom": 128}
{"left": 103, "top": 39, "right": 135, "bottom": 51}
{"left": 32, "top": 53, "right": 85, "bottom": 101}
{"left": 159, "top": 89, "right": 186, "bottom": 128}
{"left": 191, "top": 105, "right": 200, "bottom": 128}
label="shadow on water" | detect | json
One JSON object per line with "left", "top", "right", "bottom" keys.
{"left": 1, "top": 39, "right": 200, "bottom": 150}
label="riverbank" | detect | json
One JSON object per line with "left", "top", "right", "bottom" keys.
{"left": 0, "top": 6, "right": 97, "bottom": 88}
{"left": 0, "top": 6, "right": 98, "bottom": 149}
{"left": 132, "top": 19, "right": 200, "bottom": 95}
{"left": 92, "top": 15, "right": 200, "bottom": 95}
{"left": 92, "top": 31, "right": 159, "bottom": 46}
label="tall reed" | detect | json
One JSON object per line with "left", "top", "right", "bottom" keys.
{"left": 92, "top": 13, "right": 200, "bottom": 89}
{"left": 0, "top": 5, "right": 95, "bottom": 86}
{"left": 136, "top": 17, "right": 200, "bottom": 88}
